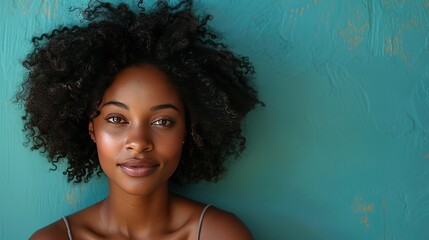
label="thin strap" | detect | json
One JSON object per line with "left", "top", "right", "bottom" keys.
{"left": 197, "top": 204, "right": 212, "bottom": 240}
{"left": 62, "top": 216, "right": 73, "bottom": 240}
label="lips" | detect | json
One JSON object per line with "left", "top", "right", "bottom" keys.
{"left": 117, "top": 159, "right": 159, "bottom": 177}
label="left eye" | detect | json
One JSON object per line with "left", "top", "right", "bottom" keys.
{"left": 152, "top": 119, "right": 174, "bottom": 126}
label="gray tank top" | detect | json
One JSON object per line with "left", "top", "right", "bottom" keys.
{"left": 62, "top": 204, "right": 212, "bottom": 240}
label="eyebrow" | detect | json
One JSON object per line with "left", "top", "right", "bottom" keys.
{"left": 102, "top": 101, "right": 129, "bottom": 110}
{"left": 101, "top": 101, "right": 179, "bottom": 112}
{"left": 150, "top": 104, "right": 179, "bottom": 112}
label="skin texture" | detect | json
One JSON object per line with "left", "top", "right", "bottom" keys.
{"left": 29, "top": 65, "right": 253, "bottom": 240}
{"left": 91, "top": 65, "right": 186, "bottom": 196}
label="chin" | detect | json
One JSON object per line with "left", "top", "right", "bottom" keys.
{"left": 110, "top": 176, "right": 170, "bottom": 196}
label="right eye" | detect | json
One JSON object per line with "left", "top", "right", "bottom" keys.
{"left": 106, "top": 116, "right": 126, "bottom": 124}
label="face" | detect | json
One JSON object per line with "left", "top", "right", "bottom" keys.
{"left": 89, "top": 65, "right": 186, "bottom": 195}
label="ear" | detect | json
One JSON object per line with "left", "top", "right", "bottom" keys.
{"left": 183, "top": 127, "right": 187, "bottom": 144}
{"left": 88, "top": 121, "right": 96, "bottom": 143}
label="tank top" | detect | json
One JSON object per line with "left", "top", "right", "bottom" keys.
{"left": 62, "top": 204, "right": 212, "bottom": 240}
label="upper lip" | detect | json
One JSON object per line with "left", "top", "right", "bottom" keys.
{"left": 118, "top": 158, "right": 159, "bottom": 168}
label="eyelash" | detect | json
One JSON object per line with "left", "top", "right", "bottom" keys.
{"left": 152, "top": 118, "right": 174, "bottom": 127}
{"left": 106, "top": 116, "right": 127, "bottom": 124}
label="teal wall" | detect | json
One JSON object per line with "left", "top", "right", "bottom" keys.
{"left": 1, "top": 0, "right": 429, "bottom": 239}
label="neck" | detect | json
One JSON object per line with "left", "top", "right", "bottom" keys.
{"left": 99, "top": 181, "right": 173, "bottom": 237}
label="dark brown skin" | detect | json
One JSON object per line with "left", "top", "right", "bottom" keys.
{"left": 29, "top": 65, "right": 253, "bottom": 240}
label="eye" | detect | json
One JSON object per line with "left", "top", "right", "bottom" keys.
{"left": 106, "top": 116, "right": 127, "bottom": 124}
{"left": 152, "top": 118, "right": 174, "bottom": 127}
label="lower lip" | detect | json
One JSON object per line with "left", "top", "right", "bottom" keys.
{"left": 118, "top": 165, "right": 158, "bottom": 177}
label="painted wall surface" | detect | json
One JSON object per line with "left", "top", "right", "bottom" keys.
{"left": 1, "top": 0, "right": 429, "bottom": 239}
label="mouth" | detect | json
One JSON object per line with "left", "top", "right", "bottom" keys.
{"left": 117, "top": 159, "right": 159, "bottom": 177}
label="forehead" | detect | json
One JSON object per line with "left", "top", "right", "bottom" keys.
{"left": 102, "top": 65, "right": 183, "bottom": 109}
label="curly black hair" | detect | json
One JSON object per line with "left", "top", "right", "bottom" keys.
{"left": 15, "top": 0, "right": 262, "bottom": 184}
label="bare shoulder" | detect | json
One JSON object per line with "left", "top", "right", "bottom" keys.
{"left": 29, "top": 202, "right": 101, "bottom": 240}
{"left": 200, "top": 206, "right": 253, "bottom": 240}
{"left": 171, "top": 195, "right": 253, "bottom": 239}
{"left": 29, "top": 219, "right": 69, "bottom": 240}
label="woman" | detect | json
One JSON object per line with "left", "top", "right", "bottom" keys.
{"left": 16, "top": 1, "right": 262, "bottom": 239}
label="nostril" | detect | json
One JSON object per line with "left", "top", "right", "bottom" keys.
{"left": 124, "top": 134, "right": 153, "bottom": 152}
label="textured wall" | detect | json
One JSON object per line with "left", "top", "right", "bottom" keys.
{"left": 1, "top": 0, "right": 429, "bottom": 239}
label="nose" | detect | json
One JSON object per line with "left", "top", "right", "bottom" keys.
{"left": 125, "top": 124, "right": 153, "bottom": 152}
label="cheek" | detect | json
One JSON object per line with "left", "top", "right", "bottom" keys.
{"left": 158, "top": 136, "right": 184, "bottom": 162}
{"left": 155, "top": 129, "right": 186, "bottom": 169}
{"left": 94, "top": 125, "right": 124, "bottom": 162}
{"left": 159, "top": 141, "right": 183, "bottom": 179}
